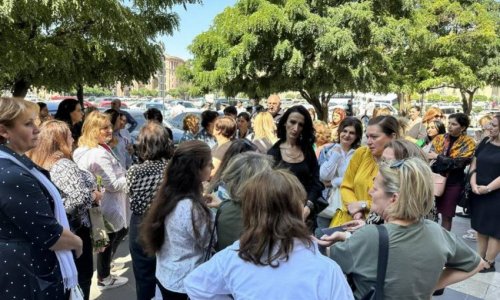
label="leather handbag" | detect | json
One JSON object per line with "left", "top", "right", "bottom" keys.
{"left": 432, "top": 172, "right": 447, "bottom": 197}
{"left": 360, "top": 225, "right": 389, "bottom": 300}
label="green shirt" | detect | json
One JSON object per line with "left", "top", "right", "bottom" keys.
{"left": 330, "top": 220, "right": 480, "bottom": 300}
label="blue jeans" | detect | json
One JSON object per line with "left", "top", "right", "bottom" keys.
{"left": 129, "top": 214, "right": 156, "bottom": 300}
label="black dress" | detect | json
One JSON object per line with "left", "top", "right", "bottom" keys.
{"left": 0, "top": 145, "right": 65, "bottom": 300}
{"left": 470, "top": 141, "right": 500, "bottom": 239}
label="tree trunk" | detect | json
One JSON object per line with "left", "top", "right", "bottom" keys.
{"left": 77, "top": 84, "right": 84, "bottom": 108}
{"left": 460, "top": 88, "right": 476, "bottom": 115}
{"left": 299, "top": 90, "right": 328, "bottom": 121}
{"left": 397, "top": 92, "right": 405, "bottom": 115}
{"left": 12, "top": 79, "right": 30, "bottom": 98}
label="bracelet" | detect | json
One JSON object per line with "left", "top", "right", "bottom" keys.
{"left": 486, "top": 186, "right": 492, "bottom": 193}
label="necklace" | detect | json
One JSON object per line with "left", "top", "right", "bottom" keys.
{"left": 280, "top": 146, "right": 303, "bottom": 160}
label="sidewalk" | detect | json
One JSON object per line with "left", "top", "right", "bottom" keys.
{"left": 90, "top": 215, "right": 500, "bottom": 300}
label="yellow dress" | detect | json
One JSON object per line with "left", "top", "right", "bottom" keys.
{"left": 339, "top": 146, "right": 379, "bottom": 220}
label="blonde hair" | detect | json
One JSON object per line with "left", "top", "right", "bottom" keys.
{"left": 221, "top": 152, "right": 274, "bottom": 202}
{"left": 0, "top": 97, "right": 39, "bottom": 144}
{"left": 183, "top": 114, "right": 200, "bottom": 132}
{"left": 423, "top": 107, "right": 443, "bottom": 124}
{"left": 479, "top": 115, "right": 493, "bottom": 127}
{"left": 379, "top": 157, "right": 434, "bottom": 221}
{"left": 27, "top": 120, "right": 72, "bottom": 169}
{"left": 253, "top": 112, "right": 277, "bottom": 143}
{"left": 78, "top": 111, "right": 111, "bottom": 148}
{"left": 313, "top": 121, "right": 331, "bottom": 146}
{"left": 214, "top": 116, "right": 237, "bottom": 138}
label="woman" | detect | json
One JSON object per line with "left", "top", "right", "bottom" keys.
{"left": 184, "top": 169, "right": 353, "bottom": 300}
{"left": 141, "top": 140, "right": 213, "bottom": 300}
{"left": 0, "top": 98, "right": 82, "bottom": 299}
{"left": 195, "top": 110, "right": 218, "bottom": 148}
{"left": 429, "top": 113, "right": 475, "bottom": 231}
{"left": 54, "top": 98, "right": 84, "bottom": 146}
{"left": 37, "top": 101, "right": 53, "bottom": 124}
{"left": 127, "top": 121, "right": 173, "bottom": 300}
{"left": 27, "top": 120, "right": 101, "bottom": 300}
{"left": 313, "top": 120, "right": 332, "bottom": 158}
{"left": 470, "top": 114, "right": 500, "bottom": 273}
{"left": 105, "top": 109, "right": 131, "bottom": 169}
{"left": 317, "top": 117, "right": 363, "bottom": 228}
{"left": 422, "top": 107, "right": 444, "bottom": 126}
{"left": 211, "top": 116, "right": 237, "bottom": 177}
{"left": 213, "top": 152, "right": 274, "bottom": 251}
{"left": 180, "top": 113, "right": 200, "bottom": 143}
{"left": 340, "top": 115, "right": 400, "bottom": 222}
{"left": 236, "top": 112, "right": 253, "bottom": 139}
{"left": 73, "top": 111, "right": 129, "bottom": 290}
{"left": 329, "top": 107, "right": 346, "bottom": 141}
{"left": 319, "top": 158, "right": 484, "bottom": 300}
{"left": 207, "top": 139, "right": 258, "bottom": 194}
{"left": 268, "top": 105, "right": 324, "bottom": 230}
{"left": 252, "top": 111, "right": 278, "bottom": 153}
{"left": 420, "top": 119, "right": 446, "bottom": 152}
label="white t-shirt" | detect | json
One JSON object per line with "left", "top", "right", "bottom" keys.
{"left": 184, "top": 240, "right": 354, "bottom": 300}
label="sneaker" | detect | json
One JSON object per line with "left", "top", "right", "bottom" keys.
{"left": 97, "top": 275, "right": 128, "bottom": 290}
{"left": 462, "top": 232, "right": 477, "bottom": 241}
{"left": 110, "top": 262, "right": 125, "bottom": 272}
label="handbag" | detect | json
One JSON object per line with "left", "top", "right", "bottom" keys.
{"left": 329, "top": 209, "right": 352, "bottom": 227}
{"left": 319, "top": 187, "right": 342, "bottom": 218}
{"left": 432, "top": 172, "right": 447, "bottom": 197}
{"left": 88, "top": 206, "right": 110, "bottom": 250}
{"left": 360, "top": 225, "right": 389, "bottom": 300}
{"left": 204, "top": 202, "right": 225, "bottom": 262}
{"left": 458, "top": 168, "right": 473, "bottom": 210}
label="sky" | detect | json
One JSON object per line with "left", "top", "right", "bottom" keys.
{"left": 161, "top": 0, "right": 237, "bottom": 60}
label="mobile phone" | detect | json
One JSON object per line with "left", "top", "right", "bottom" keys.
{"left": 321, "top": 226, "right": 345, "bottom": 236}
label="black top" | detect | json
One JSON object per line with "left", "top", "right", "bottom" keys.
{"left": 475, "top": 140, "right": 500, "bottom": 186}
{"left": 267, "top": 141, "right": 324, "bottom": 211}
{"left": 0, "top": 145, "right": 65, "bottom": 299}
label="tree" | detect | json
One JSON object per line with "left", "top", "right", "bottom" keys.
{"left": 0, "top": 0, "right": 200, "bottom": 100}
{"left": 187, "top": 0, "right": 412, "bottom": 121}
{"left": 413, "top": 0, "right": 499, "bottom": 115}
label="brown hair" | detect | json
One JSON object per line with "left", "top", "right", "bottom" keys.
{"left": 313, "top": 121, "right": 331, "bottom": 146}
{"left": 0, "top": 97, "right": 39, "bottom": 144}
{"left": 182, "top": 114, "right": 200, "bottom": 132}
{"left": 238, "top": 169, "right": 312, "bottom": 267}
{"left": 368, "top": 115, "right": 401, "bottom": 138}
{"left": 136, "top": 121, "right": 173, "bottom": 162}
{"left": 384, "top": 139, "right": 427, "bottom": 161}
{"left": 423, "top": 107, "right": 443, "bottom": 124}
{"left": 26, "top": 120, "right": 73, "bottom": 170}
{"left": 141, "top": 140, "right": 213, "bottom": 255}
{"left": 214, "top": 116, "right": 237, "bottom": 138}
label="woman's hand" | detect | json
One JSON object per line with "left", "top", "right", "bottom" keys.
{"left": 342, "top": 219, "right": 366, "bottom": 231}
{"left": 302, "top": 206, "right": 311, "bottom": 221}
{"left": 352, "top": 212, "right": 364, "bottom": 220}
{"left": 476, "top": 185, "right": 490, "bottom": 195}
{"left": 204, "top": 194, "right": 222, "bottom": 209}
{"left": 428, "top": 151, "right": 438, "bottom": 160}
{"left": 471, "top": 184, "right": 480, "bottom": 195}
{"left": 92, "top": 190, "right": 102, "bottom": 204}
{"left": 315, "top": 231, "right": 348, "bottom": 247}
{"left": 347, "top": 201, "right": 364, "bottom": 216}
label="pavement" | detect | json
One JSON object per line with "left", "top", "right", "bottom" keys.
{"left": 90, "top": 209, "right": 500, "bottom": 300}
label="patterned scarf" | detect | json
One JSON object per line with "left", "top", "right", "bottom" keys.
{"left": 432, "top": 133, "right": 475, "bottom": 159}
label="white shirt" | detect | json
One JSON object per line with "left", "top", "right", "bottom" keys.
{"left": 320, "top": 144, "right": 356, "bottom": 189}
{"left": 184, "top": 240, "right": 354, "bottom": 300}
{"left": 73, "top": 145, "right": 129, "bottom": 231}
{"left": 156, "top": 199, "right": 212, "bottom": 293}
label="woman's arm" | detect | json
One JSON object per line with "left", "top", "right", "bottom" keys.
{"left": 51, "top": 159, "right": 94, "bottom": 212}
{"left": 434, "top": 260, "right": 487, "bottom": 290}
{"left": 91, "top": 151, "right": 127, "bottom": 193}
{"left": 319, "top": 147, "right": 342, "bottom": 182}
{"left": 50, "top": 229, "right": 83, "bottom": 258}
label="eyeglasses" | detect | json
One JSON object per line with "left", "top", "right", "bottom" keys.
{"left": 389, "top": 159, "right": 406, "bottom": 169}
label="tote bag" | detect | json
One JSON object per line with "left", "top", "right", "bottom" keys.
{"left": 319, "top": 187, "right": 342, "bottom": 218}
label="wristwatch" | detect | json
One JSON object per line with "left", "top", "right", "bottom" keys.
{"left": 360, "top": 202, "right": 367, "bottom": 211}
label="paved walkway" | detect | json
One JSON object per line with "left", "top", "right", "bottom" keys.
{"left": 90, "top": 212, "right": 500, "bottom": 300}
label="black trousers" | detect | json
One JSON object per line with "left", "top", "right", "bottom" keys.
{"left": 129, "top": 214, "right": 156, "bottom": 300}
{"left": 157, "top": 279, "right": 188, "bottom": 300}
{"left": 96, "top": 227, "right": 128, "bottom": 280}
{"left": 74, "top": 226, "right": 93, "bottom": 300}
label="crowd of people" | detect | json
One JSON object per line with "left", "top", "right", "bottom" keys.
{"left": 0, "top": 95, "right": 498, "bottom": 300}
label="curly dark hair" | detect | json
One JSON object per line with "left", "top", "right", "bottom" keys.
{"left": 141, "top": 140, "right": 213, "bottom": 255}
{"left": 276, "top": 105, "right": 315, "bottom": 150}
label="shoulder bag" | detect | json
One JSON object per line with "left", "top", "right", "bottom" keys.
{"left": 361, "top": 225, "right": 389, "bottom": 300}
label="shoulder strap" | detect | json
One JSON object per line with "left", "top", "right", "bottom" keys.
{"left": 204, "top": 201, "right": 227, "bottom": 261}
{"left": 375, "top": 225, "right": 389, "bottom": 300}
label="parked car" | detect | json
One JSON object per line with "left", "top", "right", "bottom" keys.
{"left": 98, "top": 100, "right": 129, "bottom": 109}
{"left": 127, "top": 109, "right": 183, "bottom": 145}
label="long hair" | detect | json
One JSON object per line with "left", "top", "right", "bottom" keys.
{"left": 253, "top": 112, "right": 277, "bottom": 142}
{"left": 141, "top": 140, "right": 213, "bottom": 255}
{"left": 238, "top": 169, "right": 312, "bottom": 267}
{"left": 27, "top": 120, "right": 73, "bottom": 170}
{"left": 78, "top": 111, "right": 111, "bottom": 148}
{"left": 276, "top": 105, "right": 315, "bottom": 150}
{"left": 54, "top": 98, "right": 79, "bottom": 125}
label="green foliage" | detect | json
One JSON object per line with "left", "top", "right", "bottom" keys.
{"left": 0, "top": 0, "right": 200, "bottom": 97}
{"left": 130, "top": 88, "right": 159, "bottom": 97}
{"left": 425, "top": 93, "right": 460, "bottom": 103}
{"left": 473, "top": 94, "right": 489, "bottom": 102}
{"left": 187, "top": 0, "right": 411, "bottom": 120}
{"left": 84, "top": 86, "right": 113, "bottom": 96}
